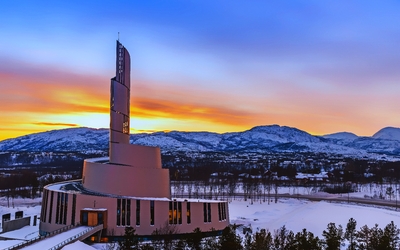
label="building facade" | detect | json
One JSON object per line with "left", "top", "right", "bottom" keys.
{"left": 39, "top": 41, "right": 230, "bottom": 239}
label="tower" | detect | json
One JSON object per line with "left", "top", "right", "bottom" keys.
{"left": 110, "top": 41, "right": 131, "bottom": 163}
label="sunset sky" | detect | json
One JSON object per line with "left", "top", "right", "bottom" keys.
{"left": 1, "top": 1, "right": 400, "bottom": 141}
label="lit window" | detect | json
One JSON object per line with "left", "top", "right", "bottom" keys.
{"left": 187, "top": 202, "right": 191, "bottom": 224}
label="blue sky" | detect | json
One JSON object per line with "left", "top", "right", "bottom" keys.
{"left": 1, "top": 0, "right": 400, "bottom": 140}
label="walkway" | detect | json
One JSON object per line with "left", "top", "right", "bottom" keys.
{"left": 5, "top": 224, "right": 103, "bottom": 250}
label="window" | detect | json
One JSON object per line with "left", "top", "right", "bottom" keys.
{"left": 187, "top": 202, "right": 191, "bottom": 224}
{"left": 117, "top": 199, "right": 121, "bottom": 226}
{"left": 173, "top": 201, "right": 177, "bottom": 224}
{"left": 222, "top": 202, "right": 226, "bottom": 220}
{"left": 178, "top": 202, "right": 182, "bottom": 224}
{"left": 63, "top": 194, "right": 68, "bottom": 225}
{"left": 208, "top": 203, "right": 211, "bottom": 223}
{"left": 218, "top": 203, "right": 222, "bottom": 221}
{"left": 136, "top": 200, "right": 140, "bottom": 226}
{"left": 55, "top": 192, "right": 68, "bottom": 225}
{"left": 169, "top": 201, "right": 182, "bottom": 225}
{"left": 98, "top": 213, "right": 104, "bottom": 225}
{"left": 218, "top": 202, "right": 226, "bottom": 221}
{"left": 203, "top": 203, "right": 207, "bottom": 223}
{"left": 150, "top": 200, "right": 155, "bottom": 226}
{"left": 117, "top": 198, "right": 131, "bottom": 226}
{"left": 169, "top": 201, "right": 173, "bottom": 224}
{"left": 48, "top": 191, "right": 54, "bottom": 223}
{"left": 56, "top": 193, "right": 60, "bottom": 224}
{"left": 123, "top": 116, "right": 129, "bottom": 134}
{"left": 71, "top": 194, "right": 76, "bottom": 225}
{"left": 127, "top": 199, "right": 131, "bottom": 226}
{"left": 122, "top": 199, "right": 126, "bottom": 225}
{"left": 60, "top": 193, "right": 64, "bottom": 224}
{"left": 41, "top": 190, "right": 48, "bottom": 222}
{"left": 82, "top": 212, "right": 88, "bottom": 225}
{"left": 204, "top": 203, "right": 211, "bottom": 223}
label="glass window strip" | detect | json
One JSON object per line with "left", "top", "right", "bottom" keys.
{"left": 55, "top": 193, "right": 60, "bottom": 224}
{"left": 150, "top": 200, "right": 155, "bottom": 225}
{"left": 223, "top": 202, "right": 226, "bottom": 220}
{"left": 207, "top": 203, "right": 211, "bottom": 223}
{"left": 203, "top": 203, "right": 207, "bottom": 223}
{"left": 218, "top": 203, "right": 222, "bottom": 221}
{"left": 173, "top": 201, "right": 178, "bottom": 224}
{"left": 169, "top": 201, "right": 173, "bottom": 224}
{"left": 117, "top": 199, "right": 121, "bottom": 226}
{"left": 60, "top": 193, "right": 65, "bottom": 225}
{"left": 187, "top": 202, "right": 191, "bottom": 224}
{"left": 178, "top": 202, "right": 182, "bottom": 224}
{"left": 136, "top": 200, "right": 140, "bottom": 226}
{"left": 63, "top": 194, "right": 68, "bottom": 224}
{"left": 127, "top": 199, "right": 131, "bottom": 226}
{"left": 122, "top": 199, "right": 126, "bottom": 226}
{"left": 48, "top": 191, "right": 54, "bottom": 223}
{"left": 71, "top": 194, "right": 76, "bottom": 225}
{"left": 41, "top": 190, "right": 48, "bottom": 222}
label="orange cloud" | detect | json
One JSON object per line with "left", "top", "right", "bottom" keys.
{"left": 32, "top": 122, "right": 79, "bottom": 127}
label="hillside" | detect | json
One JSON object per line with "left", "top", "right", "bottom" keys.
{"left": 1, "top": 125, "right": 400, "bottom": 160}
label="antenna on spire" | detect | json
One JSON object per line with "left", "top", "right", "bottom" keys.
{"left": 118, "top": 32, "right": 120, "bottom": 41}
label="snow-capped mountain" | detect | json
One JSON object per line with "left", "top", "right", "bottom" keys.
{"left": 1, "top": 125, "right": 400, "bottom": 160}
{"left": 322, "top": 132, "right": 359, "bottom": 141}
{"left": 0, "top": 127, "right": 109, "bottom": 152}
{"left": 373, "top": 127, "right": 400, "bottom": 141}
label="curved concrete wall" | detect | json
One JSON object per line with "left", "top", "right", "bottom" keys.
{"left": 110, "top": 144, "right": 162, "bottom": 168}
{"left": 82, "top": 160, "right": 170, "bottom": 198}
{"left": 40, "top": 187, "right": 229, "bottom": 237}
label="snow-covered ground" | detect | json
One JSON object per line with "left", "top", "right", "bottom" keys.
{"left": 1, "top": 195, "right": 400, "bottom": 249}
{"left": 229, "top": 198, "right": 400, "bottom": 237}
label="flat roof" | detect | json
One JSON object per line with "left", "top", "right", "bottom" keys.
{"left": 45, "top": 181, "right": 224, "bottom": 203}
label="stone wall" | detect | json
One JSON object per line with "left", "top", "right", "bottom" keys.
{"left": 2, "top": 217, "right": 31, "bottom": 233}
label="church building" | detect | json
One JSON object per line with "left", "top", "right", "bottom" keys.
{"left": 38, "top": 41, "right": 230, "bottom": 240}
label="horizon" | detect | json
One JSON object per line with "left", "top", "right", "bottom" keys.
{"left": 1, "top": 1, "right": 400, "bottom": 141}
{"left": 1, "top": 124, "right": 398, "bottom": 142}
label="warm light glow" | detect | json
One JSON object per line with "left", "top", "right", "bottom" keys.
{"left": 1, "top": 1, "right": 400, "bottom": 141}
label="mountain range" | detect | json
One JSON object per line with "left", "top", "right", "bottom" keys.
{"left": 1, "top": 125, "right": 400, "bottom": 160}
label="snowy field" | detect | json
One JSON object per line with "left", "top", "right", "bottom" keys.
{"left": 1, "top": 196, "right": 400, "bottom": 249}
{"left": 229, "top": 198, "right": 400, "bottom": 237}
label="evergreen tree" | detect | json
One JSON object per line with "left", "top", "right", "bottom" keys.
{"left": 186, "top": 227, "right": 203, "bottom": 250}
{"left": 369, "top": 224, "right": 383, "bottom": 249}
{"left": 273, "top": 225, "right": 291, "bottom": 249}
{"left": 244, "top": 232, "right": 253, "bottom": 250}
{"left": 356, "top": 225, "right": 370, "bottom": 250}
{"left": 380, "top": 221, "right": 400, "bottom": 249}
{"left": 344, "top": 218, "right": 357, "bottom": 250}
{"left": 249, "top": 229, "right": 273, "bottom": 250}
{"left": 118, "top": 226, "right": 139, "bottom": 250}
{"left": 293, "top": 228, "right": 321, "bottom": 250}
{"left": 219, "top": 225, "right": 243, "bottom": 250}
{"left": 202, "top": 235, "right": 219, "bottom": 250}
{"left": 322, "top": 222, "right": 343, "bottom": 250}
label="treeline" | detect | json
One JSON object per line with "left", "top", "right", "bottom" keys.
{"left": 0, "top": 171, "right": 39, "bottom": 202}
{"left": 114, "top": 218, "right": 400, "bottom": 250}
{"left": 165, "top": 154, "right": 400, "bottom": 184}
{"left": 0, "top": 169, "right": 80, "bottom": 207}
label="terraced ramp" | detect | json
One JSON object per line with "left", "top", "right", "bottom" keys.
{"left": 7, "top": 224, "right": 103, "bottom": 250}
